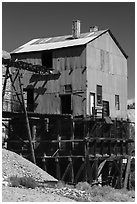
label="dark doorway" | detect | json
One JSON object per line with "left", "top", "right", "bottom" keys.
{"left": 103, "top": 101, "right": 109, "bottom": 117}
{"left": 41, "top": 51, "right": 52, "bottom": 69}
{"left": 60, "top": 94, "right": 72, "bottom": 114}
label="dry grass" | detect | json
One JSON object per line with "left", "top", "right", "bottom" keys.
{"left": 9, "top": 176, "right": 38, "bottom": 189}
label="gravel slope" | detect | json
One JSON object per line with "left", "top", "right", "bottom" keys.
{"left": 2, "top": 149, "right": 75, "bottom": 202}
{"left": 2, "top": 149, "right": 135, "bottom": 202}
{"left": 2, "top": 186, "right": 75, "bottom": 202}
{"left": 2, "top": 149, "right": 57, "bottom": 183}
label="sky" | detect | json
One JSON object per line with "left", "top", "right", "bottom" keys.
{"left": 2, "top": 2, "right": 135, "bottom": 99}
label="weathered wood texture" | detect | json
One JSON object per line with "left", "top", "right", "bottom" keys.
{"left": 11, "top": 46, "right": 87, "bottom": 116}
{"left": 86, "top": 33, "right": 127, "bottom": 119}
{"left": 11, "top": 31, "right": 127, "bottom": 119}
{"left": 2, "top": 65, "right": 12, "bottom": 112}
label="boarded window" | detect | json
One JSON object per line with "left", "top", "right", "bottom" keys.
{"left": 97, "top": 85, "right": 102, "bottom": 106}
{"left": 42, "top": 51, "right": 53, "bottom": 69}
{"left": 115, "top": 95, "right": 120, "bottom": 110}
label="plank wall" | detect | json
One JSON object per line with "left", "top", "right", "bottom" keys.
{"left": 86, "top": 32, "right": 127, "bottom": 119}
{"left": 11, "top": 46, "right": 87, "bottom": 116}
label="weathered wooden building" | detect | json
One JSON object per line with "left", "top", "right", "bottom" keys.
{"left": 3, "top": 21, "right": 133, "bottom": 188}
{"left": 11, "top": 20, "right": 127, "bottom": 120}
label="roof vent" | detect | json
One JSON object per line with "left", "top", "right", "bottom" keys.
{"left": 72, "top": 20, "right": 81, "bottom": 39}
{"left": 89, "top": 26, "right": 99, "bottom": 32}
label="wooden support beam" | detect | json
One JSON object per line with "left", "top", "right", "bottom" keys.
{"left": 32, "top": 125, "right": 36, "bottom": 149}
{"left": 94, "top": 140, "right": 97, "bottom": 156}
{"left": 71, "top": 116, "right": 75, "bottom": 150}
{"left": 125, "top": 141, "right": 129, "bottom": 155}
{"left": 117, "top": 158, "right": 123, "bottom": 189}
{"left": 42, "top": 156, "right": 47, "bottom": 172}
{"left": 55, "top": 158, "right": 61, "bottom": 180}
{"left": 69, "top": 157, "right": 74, "bottom": 183}
{"left": 61, "top": 161, "right": 71, "bottom": 181}
{"left": 98, "top": 159, "right": 106, "bottom": 177}
{"left": 86, "top": 157, "right": 94, "bottom": 184}
{"left": 94, "top": 159, "right": 98, "bottom": 181}
{"left": 75, "top": 160, "right": 85, "bottom": 183}
{"left": 2, "top": 65, "right": 9, "bottom": 103}
{"left": 101, "top": 161, "right": 110, "bottom": 185}
{"left": 108, "top": 141, "right": 111, "bottom": 156}
{"left": 100, "top": 140, "right": 104, "bottom": 156}
{"left": 18, "top": 73, "right": 36, "bottom": 164}
{"left": 124, "top": 156, "right": 131, "bottom": 189}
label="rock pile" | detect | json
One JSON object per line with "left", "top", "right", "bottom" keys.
{"left": 2, "top": 149, "right": 57, "bottom": 184}
{"left": 2, "top": 149, "right": 135, "bottom": 202}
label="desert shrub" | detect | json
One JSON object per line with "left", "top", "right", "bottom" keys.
{"left": 56, "top": 180, "right": 66, "bottom": 188}
{"left": 9, "top": 176, "right": 38, "bottom": 189}
{"left": 19, "top": 176, "right": 38, "bottom": 189}
{"left": 9, "top": 176, "right": 20, "bottom": 187}
{"left": 75, "top": 181, "right": 92, "bottom": 192}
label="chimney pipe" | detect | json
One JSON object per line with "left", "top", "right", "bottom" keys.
{"left": 72, "top": 20, "right": 80, "bottom": 39}
{"left": 89, "top": 26, "right": 99, "bottom": 32}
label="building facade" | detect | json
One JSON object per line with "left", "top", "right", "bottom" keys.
{"left": 11, "top": 21, "right": 128, "bottom": 120}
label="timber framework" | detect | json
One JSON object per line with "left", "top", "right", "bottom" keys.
{"left": 2, "top": 20, "right": 134, "bottom": 189}
{"left": 2, "top": 57, "right": 133, "bottom": 189}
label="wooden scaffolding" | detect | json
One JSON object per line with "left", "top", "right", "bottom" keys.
{"left": 2, "top": 58, "right": 134, "bottom": 189}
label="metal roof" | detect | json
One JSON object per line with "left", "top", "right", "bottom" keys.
{"left": 11, "top": 29, "right": 127, "bottom": 58}
{"left": 11, "top": 30, "right": 108, "bottom": 54}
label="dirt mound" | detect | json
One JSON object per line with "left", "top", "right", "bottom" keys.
{"left": 2, "top": 149, "right": 57, "bottom": 183}
{"left": 2, "top": 149, "right": 135, "bottom": 202}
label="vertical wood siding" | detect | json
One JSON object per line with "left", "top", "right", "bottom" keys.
{"left": 86, "top": 32, "right": 127, "bottom": 119}
{"left": 11, "top": 46, "right": 87, "bottom": 116}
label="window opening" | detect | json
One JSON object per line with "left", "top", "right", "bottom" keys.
{"left": 103, "top": 101, "right": 110, "bottom": 117}
{"left": 64, "top": 84, "right": 72, "bottom": 93}
{"left": 115, "top": 95, "right": 120, "bottom": 110}
{"left": 97, "top": 85, "right": 102, "bottom": 106}
{"left": 41, "top": 51, "right": 53, "bottom": 69}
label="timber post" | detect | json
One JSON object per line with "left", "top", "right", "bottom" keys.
{"left": 124, "top": 156, "right": 131, "bottom": 189}
{"left": 18, "top": 72, "right": 36, "bottom": 164}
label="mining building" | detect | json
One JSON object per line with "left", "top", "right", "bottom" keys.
{"left": 2, "top": 20, "right": 133, "bottom": 188}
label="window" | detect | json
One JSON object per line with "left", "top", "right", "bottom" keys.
{"left": 97, "top": 85, "right": 102, "bottom": 105}
{"left": 115, "top": 95, "right": 120, "bottom": 110}
{"left": 42, "top": 51, "right": 53, "bottom": 69}
{"left": 64, "top": 84, "right": 72, "bottom": 93}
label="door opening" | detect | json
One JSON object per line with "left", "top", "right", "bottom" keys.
{"left": 90, "top": 93, "right": 95, "bottom": 116}
{"left": 60, "top": 94, "right": 72, "bottom": 114}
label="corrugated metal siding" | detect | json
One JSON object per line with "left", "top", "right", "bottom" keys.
{"left": 12, "top": 46, "right": 87, "bottom": 116}
{"left": 86, "top": 32, "right": 127, "bottom": 119}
